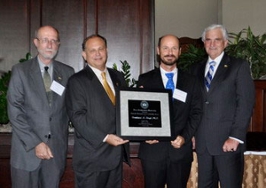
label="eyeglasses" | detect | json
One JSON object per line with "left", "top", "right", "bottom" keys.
{"left": 36, "top": 38, "right": 60, "bottom": 45}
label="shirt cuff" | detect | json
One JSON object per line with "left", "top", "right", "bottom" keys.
{"left": 103, "top": 134, "right": 109, "bottom": 142}
{"left": 229, "top": 136, "right": 244, "bottom": 144}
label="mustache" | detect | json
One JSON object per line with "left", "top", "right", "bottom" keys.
{"left": 164, "top": 55, "right": 176, "bottom": 58}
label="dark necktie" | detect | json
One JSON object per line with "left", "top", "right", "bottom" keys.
{"left": 101, "top": 72, "right": 115, "bottom": 105}
{"left": 205, "top": 61, "right": 216, "bottom": 91}
{"left": 43, "top": 66, "right": 52, "bottom": 105}
{"left": 165, "top": 72, "right": 175, "bottom": 95}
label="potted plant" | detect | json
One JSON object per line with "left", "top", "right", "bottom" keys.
{"left": 225, "top": 27, "right": 266, "bottom": 79}
{"left": 0, "top": 53, "right": 32, "bottom": 125}
{"left": 178, "top": 44, "right": 207, "bottom": 71}
{"left": 0, "top": 71, "right": 11, "bottom": 124}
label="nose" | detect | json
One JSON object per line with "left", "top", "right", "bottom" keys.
{"left": 47, "top": 41, "right": 53, "bottom": 48}
{"left": 95, "top": 50, "right": 101, "bottom": 55}
{"left": 210, "top": 40, "right": 216, "bottom": 47}
{"left": 167, "top": 48, "right": 173, "bottom": 54}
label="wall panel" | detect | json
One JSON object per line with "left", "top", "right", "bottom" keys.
{"left": 0, "top": 0, "right": 154, "bottom": 75}
{"left": 40, "top": 0, "right": 86, "bottom": 72}
{"left": 0, "top": 0, "right": 30, "bottom": 72}
{"left": 96, "top": 0, "right": 154, "bottom": 79}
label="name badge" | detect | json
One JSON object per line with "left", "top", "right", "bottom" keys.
{"left": 50, "top": 81, "right": 65, "bottom": 96}
{"left": 173, "top": 89, "right": 187, "bottom": 102}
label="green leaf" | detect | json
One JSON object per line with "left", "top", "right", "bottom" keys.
{"left": 19, "top": 52, "right": 32, "bottom": 63}
{"left": 225, "top": 27, "right": 266, "bottom": 79}
{"left": 112, "top": 60, "right": 137, "bottom": 87}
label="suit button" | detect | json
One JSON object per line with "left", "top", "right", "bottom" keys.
{"left": 49, "top": 117, "right": 52, "bottom": 121}
{"left": 205, "top": 101, "right": 209, "bottom": 104}
{"left": 45, "top": 134, "right": 51, "bottom": 139}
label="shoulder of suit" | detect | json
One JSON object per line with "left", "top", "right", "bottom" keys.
{"left": 139, "top": 68, "right": 159, "bottom": 78}
{"left": 107, "top": 67, "right": 125, "bottom": 79}
{"left": 53, "top": 60, "right": 74, "bottom": 72}
{"left": 107, "top": 67, "right": 122, "bottom": 74}
{"left": 222, "top": 53, "right": 248, "bottom": 66}
{"left": 178, "top": 69, "right": 198, "bottom": 82}
{"left": 12, "top": 57, "right": 36, "bottom": 71}
{"left": 69, "top": 66, "right": 93, "bottom": 81}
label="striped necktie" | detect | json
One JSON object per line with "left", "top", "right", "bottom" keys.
{"left": 205, "top": 61, "right": 216, "bottom": 91}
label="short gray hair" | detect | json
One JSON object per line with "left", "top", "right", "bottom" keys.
{"left": 201, "top": 24, "right": 228, "bottom": 41}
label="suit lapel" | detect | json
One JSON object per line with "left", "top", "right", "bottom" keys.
{"left": 199, "top": 61, "right": 209, "bottom": 94}
{"left": 208, "top": 54, "right": 230, "bottom": 93}
{"left": 53, "top": 62, "right": 64, "bottom": 84}
{"left": 108, "top": 68, "right": 122, "bottom": 89}
{"left": 153, "top": 68, "right": 165, "bottom": 89}
{"left": 52, "top": 62, "right": 64, "bottom": 104}
{"left": 176, "top": 70, "right": 186, "bottom": 90}
{"left": 85, "top": 66, "right": 115, "bottom": 106}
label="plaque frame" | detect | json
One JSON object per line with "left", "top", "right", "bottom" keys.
{"left": 116, "top": 87, "right": 173, "bottom": 141}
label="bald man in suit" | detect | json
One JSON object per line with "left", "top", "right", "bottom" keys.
{"left": 137, "top": 34, "right": 202, "bottom": 188}
{"left": 8, "top": 26, "right": 74, "bottom": 188}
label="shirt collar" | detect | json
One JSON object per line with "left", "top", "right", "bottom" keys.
{"left": 37, "top": 56, "right": 53, "bottom": 73}
{"left": 208, "top": 51, "right": 224, "bottom": 65}
{"left": 159, "top": 66, "right": 177, "bottom": 75}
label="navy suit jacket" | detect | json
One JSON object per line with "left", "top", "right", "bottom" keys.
{"left": 65, "top": 66, "right": 130, "bottom": 173}
{"left": 190, "top": 53, "right": 255, "bottom": 155}
{"left": 137, "top": 68, "right": 202, "bottom": 162}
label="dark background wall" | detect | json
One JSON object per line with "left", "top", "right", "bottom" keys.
{"left": 0, "top": 0, "right": 155, "bottom": 80}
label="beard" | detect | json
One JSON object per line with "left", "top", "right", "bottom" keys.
{"left": 160, "top": 55, "right": 178, "bottom": 66}
{"left": 38, "top": 48, "right": 58, "bottom": 60}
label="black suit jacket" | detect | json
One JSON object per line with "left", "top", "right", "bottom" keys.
{"left": 137, "top": 68, "right": 202, "bottom": 162}
{"left": 65, "top": 66, "right": 130, "bottom": 173}
{"left": 190, "top": 53, "right": 255, "bottom": 155}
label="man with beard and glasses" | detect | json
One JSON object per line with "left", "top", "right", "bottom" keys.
{"left": 137, "top": 34, "right": 203, "bottom": 188}
{"left": 7, "top": 25, "right": 74, "bottom": 188}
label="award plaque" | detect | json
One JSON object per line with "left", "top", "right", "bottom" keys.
{"left": 116, "top": 87, "right": 173, "bottom": 141}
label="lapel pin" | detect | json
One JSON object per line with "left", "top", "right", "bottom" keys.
{"left": 58, "top": 76, "right": 62, "bottom": 80}
{"left": 224, "top": 65, "right": 228, "bottom": 68}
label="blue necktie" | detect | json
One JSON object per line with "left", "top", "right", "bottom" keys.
{"left": 165, "top": 73, "right": 175, "bottom": 95}
{"left": 205, "top": 61, "right": 216, "bottom": 91}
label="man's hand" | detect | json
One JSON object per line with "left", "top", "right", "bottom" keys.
{"left": 171, "top": 136, "right": 185, "bottom": 148}
{"left": 145, "top": 140, "right": 159, "bottom": 144}
{"left": 222, "top": 138, "right": 240, "bottom": 152}
{"left": 35, "top": 142, "right": 53, "bottom": 160}
{"left": 105, "top": 134, "right": 129, "bottom": 146}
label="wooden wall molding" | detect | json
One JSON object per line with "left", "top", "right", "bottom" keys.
{"left": 249, "top": 80, "right": 266, "bottom": 132}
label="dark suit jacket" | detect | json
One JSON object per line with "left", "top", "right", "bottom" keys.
{"left": 190, "top": 53, "right": 255, "bottom": 155}
{"left": 137, "top": 68, "right": 202, "bottom": 162}
{"left": 65, "top": 66, "right": 130, "bottom": 173}
{"left": 7, "top": 57, "right": 74, "bottom": 171}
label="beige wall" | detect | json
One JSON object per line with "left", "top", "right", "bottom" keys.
{"left": 222, "top": 0, "right": 266, "bottom": 35}
{"left": 155, "top": 0, "right": 266, "bottom": 41}
{"left": 155, "top": 0, "right": 219, "bottom": 40}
